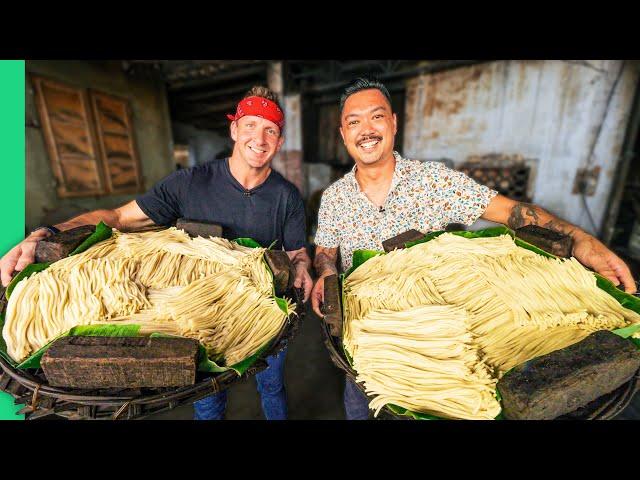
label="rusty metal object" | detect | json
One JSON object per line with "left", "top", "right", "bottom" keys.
{"left": 322, "top": 274, "right": 342, "bottom": 337}
{"left": 34, "top": 225, "right": 96, "bottom": 263}
{"left": 381, "top": 229, "right": 425, "bottom": 253}
{"left": 515, "top": 225, "right": 574, "bottom": 258}
{"left": 41, "top": 336, "right": 199, "bottom": 389}
{"left": 175, "top": 218, "right": 223, "bottom": 238}
{"left": 459, "top": 155, "right": 532, "bottom": 203}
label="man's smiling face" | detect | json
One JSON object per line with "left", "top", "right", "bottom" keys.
{"left": 340, "top": 88, "right": 397, "bottom": 167}
{"left": 231, "top": 115, "right": 284, "bottom": 169}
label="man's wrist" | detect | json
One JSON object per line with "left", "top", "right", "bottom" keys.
{"left": 318, "top": 270, "right": 338, "bottom": 279}
{"left": 32, "top": 225, "right": 60, "bottom": 236}
{"left": 27, "top": 226, "right": 57, "bottom": 241}
{"left": 570, "top": 229, "right": 591, "bottom": 243}
{"left": 291, "top": 257, "right": 311, "bottom": 273}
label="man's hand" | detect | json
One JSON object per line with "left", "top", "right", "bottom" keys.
{"left": 572, "top": 233, "right": 637, "bottom": 294}
{"left": 0, "top": 229, "right": 51, "bottom": 287}
{"left": 1, "top": 200, "right": 155, "bottom": 288}
{"left": 286, "top": 246, "right": 313, "bottom": 303}
{"left": 312, "top": 246, "right": 339, "bottom": 318}
{"left": 293, "top": 264, "right": 313, "bottom": 302}
{"left": 311, "top": 274, "right": 329, "bottom": 318}
{"left": 483, "top": 195, "right": 637, "bottom": 294}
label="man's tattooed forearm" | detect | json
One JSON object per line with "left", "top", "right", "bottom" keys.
{"left": 314, "top": 251, "right": 338, "bottom": 277}
{"left": 507, "top": 202, "right": 540, "bottom": 229}
{"left": 507, "top": 203, "right": 579, "bottom": 238}
{"left": 542, "top": 220, "right": 576, "bottom": 237}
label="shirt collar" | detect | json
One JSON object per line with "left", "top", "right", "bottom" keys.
{"left": 345, "top": 151, "right": 408, "bottom": 193}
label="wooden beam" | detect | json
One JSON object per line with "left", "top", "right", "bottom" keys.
{"left": 304, "top": 60, "right": 482, "bottom": 94}
{"left": 171, "top": 99, "right": 238, "bottom": 119}
{"left": 174, "top": 81, "right": 257, "bottom": 103}
{"left": 190, "top": 118, "right": 231, "bottom": 131}
{"left": 168, "top": 65, "right": 267, "bottom": 91}
{"left": 310, "top": 79, "right": 407, "bottom": 104}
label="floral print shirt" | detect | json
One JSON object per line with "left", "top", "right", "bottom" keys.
{"left": 315, "top": 152, "right": 498, "bottom": 272}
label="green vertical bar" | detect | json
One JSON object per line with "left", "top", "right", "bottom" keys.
{"left": 0, "top": 60, "right": 25, "bottom": 420}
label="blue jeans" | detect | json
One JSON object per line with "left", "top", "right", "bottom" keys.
{"left": 344, "top": 377, "right": 370, "bottom": 420}
{"left": 194, "top": 347, "right": 288, "bottom": 420}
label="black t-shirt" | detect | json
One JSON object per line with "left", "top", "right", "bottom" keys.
{"left": 136, "top": 158, "right": 306, "bottom": 251}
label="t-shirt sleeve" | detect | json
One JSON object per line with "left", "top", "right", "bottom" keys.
{"left": 313, "top": 188, "right": 340, "bottom": 248}
{"left": 135, "top": 169, "right": 190, "bottom": 226}
{"left": 282, "top": 187, "right": 307, "bottom": 251}
{"left": 426, "top": 162, "right": 498, "bottom": 226}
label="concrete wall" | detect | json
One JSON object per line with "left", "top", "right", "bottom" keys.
{"left": 172, "top": 122, "right": 232, "bottom": 166}
{"left": 403, "top": 60, "right": 640, "bottom": 235}
{"left": 273, "top": 94, "right": 305, "bottom": 196}
{"left": 25, "top": 60, "right": 175, "bottom": 232}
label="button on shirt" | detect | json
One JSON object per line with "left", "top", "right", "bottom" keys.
{"left": 314, "top": 152, "right": 498, "bottom": 272}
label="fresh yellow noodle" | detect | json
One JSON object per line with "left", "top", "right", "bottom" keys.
{"left": 2, "top": 228, "right": 294, "bottom": 365}
{"left": 343, "top": 233, "right": 640, "bottom": 419}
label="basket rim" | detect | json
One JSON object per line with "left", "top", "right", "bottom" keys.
{"left": 0, "top": 288, "right": 304, "bottom": 413}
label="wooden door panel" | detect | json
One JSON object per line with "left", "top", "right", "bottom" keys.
{"left": 89, "top": 91, "right": 143, "bottom": 194}
{"left": 49, "top": 122, "right": 94, "bottom": 157}
{"left": 58, "top": 156, "right": 102, "bottom": 192}
{"left": 32, "top": 75, "right": 105, "bottom": 197}
{"left": 93, "top": 95, "right": 129, "bottom": 134}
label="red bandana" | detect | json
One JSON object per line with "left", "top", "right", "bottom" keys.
{"left": 226, "top": 96, "right": 285, "bottom": 130}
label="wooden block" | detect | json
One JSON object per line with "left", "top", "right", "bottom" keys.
{"left": 264, "top": 250, "right": 294, "bottom": 296}
{"left": 515, "top": 225, "right": 573, "bottom": 258}
{"left": 498, "top": 331, "right": 640, "bottom": 420}
{"left": 176, "top": 218, "right": 223, "bottom": 238}
{"left": 0, "top": 283, "right": 7, "bottom": 317}
{"left": 322, "top": 274, "right": 343, "bottom": 337}
{"left": 34, "top": 225, "right": 96, "bottom": 263}
{"left": 381, "top": 229, "right": 425, "bottom": 253}
{"left": 41, "top": 336, "right": 199, "bottom": 389}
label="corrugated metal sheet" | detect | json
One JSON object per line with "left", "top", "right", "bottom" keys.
{"left": 403, "top": 60, "right": 640, "bottom": 235}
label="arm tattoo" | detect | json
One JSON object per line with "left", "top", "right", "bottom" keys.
{"left": 507, "top": 202, "right": 578, "bottom": 237}
{"left": 542, "top": 220, "right": 576, "bottom": 238}
{"left": 314, "top": 249, "right": 339, "bottom": 278}
{"left": 507, "top": 202, "right": 539, "bottom": 229}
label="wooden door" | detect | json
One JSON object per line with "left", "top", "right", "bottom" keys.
{"left": 89, "top": 91, "right": 143, "bottom": 194}
{"left": 32, "top": 75, "right": 105, "bottom": 197}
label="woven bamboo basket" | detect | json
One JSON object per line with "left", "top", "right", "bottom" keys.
{"left": 0, "top": 222, "right": 305, "bottom": 420}
{"left": 320, "top": 314, "right": 640, "bottom": 420}
{"left": 0, "top": 287, "right": 304, "bottom": 420}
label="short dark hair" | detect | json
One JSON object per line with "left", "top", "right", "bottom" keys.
{"left": 339, "top": 77, "right": 392, "bottom": 114}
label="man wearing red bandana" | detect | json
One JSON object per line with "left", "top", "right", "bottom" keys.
{"left": 1, "top": 86, "right": 312, "bottom": 421}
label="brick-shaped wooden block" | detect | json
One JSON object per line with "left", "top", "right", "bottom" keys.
{"left": 515, "top": 225, "right": 573, "bottom": 258}
{"left": 381, "top": 229, "right": 425, "bottom": 252}
{"left": 323, "top": 274, "right": 343, "bottom": 337}
{"left": 0, "top": 271, "right": 17, "bottom": 316}
{"left": 41, "top": 336, "right": 199, "bottom": 389}
{"left": 34, "top": 225, "right": 96, "bottom": 263}
{"left": 264, "top": 250, "right": 294, "bottom": 296}
{"left": 175, "top": 218, "right": 223, "bottom": 239}
{"left": 0, "top": 284, "right": 7, "bottom": 317}
{"left": 498, "top": 330, "right": 640, "bottom": 420}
